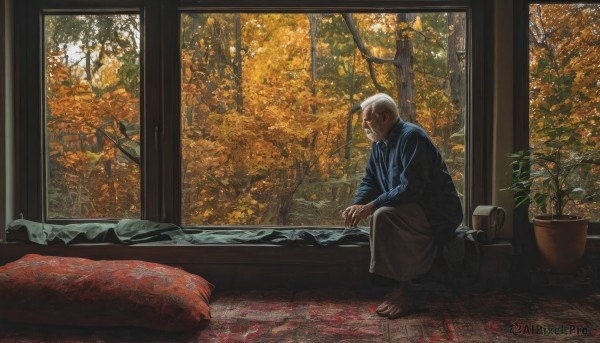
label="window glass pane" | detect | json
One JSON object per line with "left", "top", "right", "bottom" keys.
{"left": 44, "top": 14, "right": 141, "bottom": 219}
{"left": 181, "top": 12, "right": 466, "bottom": 225}
{"left": 529, "top": 4, "right": 599, "bottom": 221}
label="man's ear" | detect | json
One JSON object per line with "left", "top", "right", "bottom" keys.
{"left": 381, "top": 110, "right": 391, "bottom": 123}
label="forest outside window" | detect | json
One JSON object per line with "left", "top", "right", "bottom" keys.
{"left": 43, "top": 14, "right": 141, "bottom": 219}
{"left": 180, "top": 12, "right": 468, "bottom": 226}
{"left": 16, "top": 1, "right": 487, "bottom": 227}
{"left": 528, "top": 3, "right": 599, "bottom": 222}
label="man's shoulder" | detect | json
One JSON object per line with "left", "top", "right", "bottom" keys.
{"left": 401, "top": 121, "right": 424, "bottom": 132}
{"left": 397, "top": 122, "right": 429, "bottom": 140}
{"left": 392, "top": 122, "right": 439, "bottom": 152}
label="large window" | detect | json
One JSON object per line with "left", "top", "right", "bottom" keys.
{"left": 528, "top": 3, "right": 599, "bottom": 222}
{"left": 44, "top": 14, "right": 141, "bottom": 219}
{"left": 14, "top": 0, "right": 490, "bottom": 226}
{"left": 180, "top": 12, "right": 467, "bottom": 225}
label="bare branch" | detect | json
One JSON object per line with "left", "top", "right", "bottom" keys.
{"left": 341, "top": 13, "right": 400, "bottom": 65}
{"left": 367, "top": 62, "right": 386, "bottom": 92}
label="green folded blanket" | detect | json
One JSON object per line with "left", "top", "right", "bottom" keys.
{"left": 6, "top": 219, "right": 370, "bottom": 246}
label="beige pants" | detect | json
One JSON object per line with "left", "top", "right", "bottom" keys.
{"left": 369, "top": 203, "right": 437, "bottom": 282}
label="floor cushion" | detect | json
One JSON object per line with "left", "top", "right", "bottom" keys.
{"left": 0, "top": 254, "right": 213, "bottom": 331}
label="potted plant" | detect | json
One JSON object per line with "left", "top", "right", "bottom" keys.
{"left": 506, "top": 126, "right": 600, "bottom": 274}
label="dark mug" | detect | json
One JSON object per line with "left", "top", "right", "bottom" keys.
{"left": 472, "top": 205, "right": 506, "bottom": 242}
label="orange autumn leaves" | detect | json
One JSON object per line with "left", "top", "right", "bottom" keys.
{"left": 528, "top": 4, "right": 600, "bottom": 221}
{"left": 46, "top": 12, "right": 469, "bottom": 224}
{"left": 180, "top": 13, "right": 465, "bottom": 225}
{"left": 45, "top": 48, "right": 140, "bottom": 218}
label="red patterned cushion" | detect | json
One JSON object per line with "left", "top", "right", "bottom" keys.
{"left": 0, "top": 254, "right": 213, "bottom": 331}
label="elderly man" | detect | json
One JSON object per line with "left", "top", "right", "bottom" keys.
{"left": 342, "top": 93, "right": 463, "bottom": 319}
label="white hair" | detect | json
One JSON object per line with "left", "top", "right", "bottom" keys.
{"left": 360, "top": 93, "right": 400, "bottom": 119}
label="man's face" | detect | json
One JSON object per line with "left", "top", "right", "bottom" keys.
{"left": 362, "top": 108, "right": 385, "bottom": 142}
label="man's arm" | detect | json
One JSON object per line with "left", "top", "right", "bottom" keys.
{"left": 353, "top": 150, "right": 382, "bottom": 205}
{"left": 343, "top": 148, "right": 381, "bottom": 228}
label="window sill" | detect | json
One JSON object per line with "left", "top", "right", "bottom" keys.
{"left": 0, "top": 240, "right": 517, "bottom": 289}
{"left": 0, "top": 243, "right": 372, "bottom": 289}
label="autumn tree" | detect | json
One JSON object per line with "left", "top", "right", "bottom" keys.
{"left": 528, "top": 4, "right": 600, "bottom": 221}
{"left": 43, "top": 11, "right": 467, "bottom": 225}
{"left": 45, "top": 14, "right": 141, "bottom": 218}
{"left": 342, "top": 13, "right": 465, "bottom": 196}
{"left": 180, "top": 12, "right": 467, "bottom": 226}
{"left": 181, "top": 14, "right": 346, "bottom": 224}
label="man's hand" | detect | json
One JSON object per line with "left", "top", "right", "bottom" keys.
{"left": 342, "top": 202, "right": 375, "bottom": 228}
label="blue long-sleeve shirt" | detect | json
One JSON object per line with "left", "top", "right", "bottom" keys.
{"left": 354, "top": 120, "right": 463, "bottom": 237}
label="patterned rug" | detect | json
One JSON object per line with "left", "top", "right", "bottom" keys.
{"left": 1, "top": 286, "right": 600, "bottom": 342}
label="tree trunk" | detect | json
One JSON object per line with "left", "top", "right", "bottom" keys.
{"left": 233, "top": 14, "right": 243, "bottom": 114}
{"left": 341, "top": 48, "right": 361, "bottom": 205}
{"left": 277, "top": 194, "right": 291, "bottom": 225}
{"left": 345, "top": 104, "right": 362, "bottom": 160}
{"left": 85, "top": 49, "right": 92, "bottom": 84}
{"left": 395, "top": 13, "right": 416, "bottom": 123}
{"left": 309, "top": 14, "right": 320, "bottom": 114}
{"left": 448, "top": 13, "right": 466, "bottom": 130}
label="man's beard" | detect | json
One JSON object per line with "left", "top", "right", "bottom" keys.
{"left": 364, "top": 121, "right": 384, "bottom": 142}
{"left": 365, "top": 129, "right": 378, "bottom": 142}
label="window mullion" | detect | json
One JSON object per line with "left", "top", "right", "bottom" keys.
{"left": 15, "top": 0, "right": 43, "bottom": 221}
{"left": 143, "top": 0, "right": 162, "bottom": 221}
{"left": 160, "top": 0, "right": 182, "bottom": 224}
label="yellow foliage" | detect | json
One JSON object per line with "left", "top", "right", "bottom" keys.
{"left": 412, "top": 16, "right": 423, "bottom": 32}
{"left": 92, "top": 57, "right": 123, "bottom": 90}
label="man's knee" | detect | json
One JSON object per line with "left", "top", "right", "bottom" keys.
{"left": 372, "top": 206, "right": 400, "bottom": 228}
{"left": 371, "top": 203, "right": 431, "bottom": 234}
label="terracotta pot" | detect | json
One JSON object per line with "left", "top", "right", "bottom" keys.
{"left": 533, "top": 215, "right": 588, "bottom": 274}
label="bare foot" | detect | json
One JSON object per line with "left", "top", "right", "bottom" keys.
{"left": 376, "top": 288, "right": 414, "bottom": 319}
{"left": 376, "top": 299, "right": 393, "bottom": 314}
